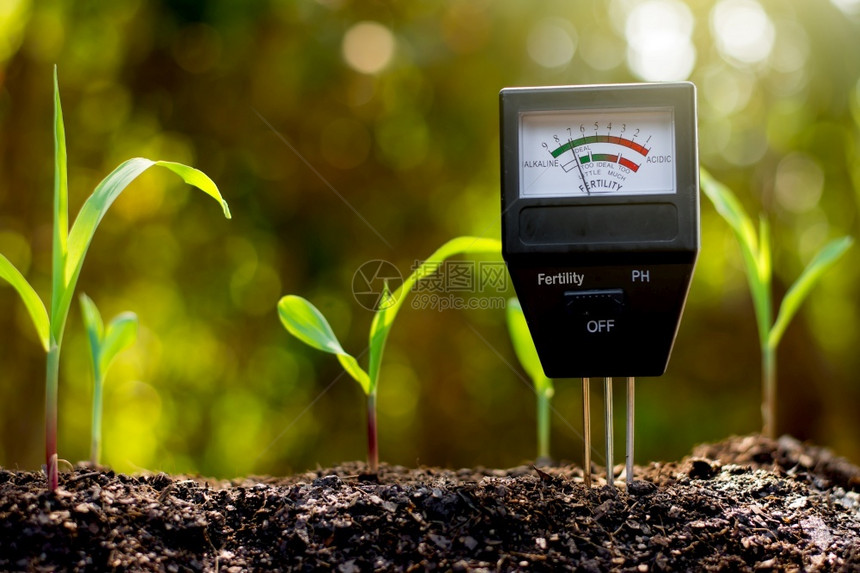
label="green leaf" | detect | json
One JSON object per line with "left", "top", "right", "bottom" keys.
{"left": 769, "top": 236, "right": 853, "bottom": 349}
{"left": 152, "top": 161, "right": 232, "bottom": 220}
{"left": 99, "top": 311, "right": 139, "bottom": 375}
{"left": 54, "top": 158, "right": 230, "bottom": 343}
{"left": 701, "top": 168, "right": 771, "bottom": 346}
{"left": 750, "top": 217, "right": 773, "bottom": 347}
{"left": 506, "top": 298, "right": 553, "bottom": 394}
{"left": 51, "top": 66, "right": 69, "bottom": 331}
{"left": 366, "top": 236, "right": 502, "bottom": 391}
{"left": 0, "top": 253, "right": 50, "bottom": 351}
{"left": 367, "top": 281, "right": 393, "bottom": 395}
{"left": 506, "top": 298, "right": 553, "bottom": 397}
{"left": 700, "top": 168, "right": 758, "bottom": 256}
{"left": 278, "top": 295, "right": 370, "bottom": 393}
{"left": 79, "top": 293, "right": 105, "bottom": 377}
{"left": 757, "top": 217, "right": 771, "bottom": 284}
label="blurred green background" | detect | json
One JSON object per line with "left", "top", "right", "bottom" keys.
{"left": 1, "top": 0, "right": 859, "bottom": 478}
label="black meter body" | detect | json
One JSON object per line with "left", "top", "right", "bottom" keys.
{"left": 500, "top": 83, "right": 699, "bottom": 378}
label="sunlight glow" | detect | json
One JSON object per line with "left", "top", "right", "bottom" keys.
{"left": 342, "top": 21, "right": 396, "bottom": 75}
{"left": 710, "top": 0, "right": 775, "bottom": 66}
{"left": 830, "top": 0, "right": 860, "bottom": 16}
{"left": 775, "top": 153, "right": 824, "bottom": 214}
{"left": 624, "top": 0, "right": 696, "bottom": 81}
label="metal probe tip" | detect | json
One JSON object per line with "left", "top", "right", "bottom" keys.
{"left": 582, "top": 378, "right": 592, "bottom": 487}
{"left": 604, "top": 377, "right": 614, "bottom": 489}
{"left": 626, "top": 377, "right": 635, "bottom": 487}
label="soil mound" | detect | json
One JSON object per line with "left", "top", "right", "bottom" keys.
{"left": 1, "top": 434, "right": 858, "bottom": 571}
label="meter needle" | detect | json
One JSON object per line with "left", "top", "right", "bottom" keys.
{"left": 569, "top": 138, "right": 591, "bottom": 195}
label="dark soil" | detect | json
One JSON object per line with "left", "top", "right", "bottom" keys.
{"left": 1, "top": 435, "right": 859, "bottom": 572}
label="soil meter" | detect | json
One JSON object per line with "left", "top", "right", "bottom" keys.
{"left": 500, "top": 83, "right": 699, "bottom": 487}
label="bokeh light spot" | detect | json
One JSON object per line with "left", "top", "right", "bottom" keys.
{"left": 527, "top": 18, "right": 577, "bottom": 69}
{"left": 625, "top": 0, "right": 696, "bottom": 81}
{"left": 702, "top": 66, "right": 754, "bottom": 116}
{"left": 830, "top": 0, "right": 860, "bottom": 16}
{"left": 342, "top": 21, "right": 396, "bottom": 75}
{"left": 710, "top": 0, "right": 774, "bottom": 66}
{"left": 770, "top": 20, "right": 809, "bottom": 74}
{"left": 775, "top": 153, "right": 825, "bottom": 214}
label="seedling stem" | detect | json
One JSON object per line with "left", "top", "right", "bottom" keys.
{"left": 367, "top": 392, "right": 379, "bottom": 471}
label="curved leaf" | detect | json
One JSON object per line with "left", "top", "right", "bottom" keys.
{"left": 100, "top": 311, "right": 139, "bottom": 375}
{"left": 278, "top": 295, "right": 370, "bottom": 393}
{"left": 701, "top": 168, "right": 771, "bottom": 346}
{"left": 152, "top": 161, "right": 232, "bottom": 220}
{"left": 54, "top": 158, "right": 230, "bottom": 342}
{"left": 506, "top": 298, "right": 553, "bottom": 396}
{"left": 367, "top": 236, "right": 502, "bottom": 389}
{"left": 700, "top": 168, "right": 758, "bottom": 255}
{"left": 0, "top": 253, "right": 50, "bottom": 351}
{"left": 769, "top": 236, "right": 853, "bottom": 349}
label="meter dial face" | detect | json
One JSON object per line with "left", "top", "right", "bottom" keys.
{"left": 519, "top": 108, "right": 676, "bottom": 198}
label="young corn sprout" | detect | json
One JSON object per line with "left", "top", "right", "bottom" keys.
{"left": 279, "top": 236, "right": 501, "bottom": 472}
{"left": 79, "top": 294, "right": 139, "bottom": 465}
{"left": 506, "top": 298, "right": 554, "bottom": 461}
{"left": 0, "top": 67, "right": 230, "bottom": 490}
{"left": 700, "top": 169, "right": 853, "bottom": 439}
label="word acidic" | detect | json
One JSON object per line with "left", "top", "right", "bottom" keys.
{"left": 537, "top": 271, "right": 584, "bottom": 286}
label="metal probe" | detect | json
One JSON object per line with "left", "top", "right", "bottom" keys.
{"left": 604, "top": 377, "right": 614, "bottom": 489}
{"left": 626, "top": 377, "right": 635, "bottom": 486}
{"left": 582, "top": 378, "right": 591, "bottom": 487}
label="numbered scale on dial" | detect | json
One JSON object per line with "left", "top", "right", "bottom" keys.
{"left": 520, "top": 109, "right": 675, "bottom": 197}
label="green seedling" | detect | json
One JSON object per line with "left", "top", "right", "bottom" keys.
{"left": 506, "top": 298, "right": 554, "bottom": 461}
{"left": 79, "top": 294, "right": 139, "bottom": 466}
{"left": 0, "top": 67, "right": 230, "bottom": 490}
{"left": 700, "top": 169, "right": 852, "bottom": 439}
{"left": 279, "top": 236, "right": 502, "bottom": 472}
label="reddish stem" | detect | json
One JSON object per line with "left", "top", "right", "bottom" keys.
{"left": 46, "top": 424, "right": 58, "bottom": 491}
{"left": 46, "top": 343, "right": 60, "bottom": 491}
{"left": 366, "top": 392, "right": 378, "bottom": 473}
